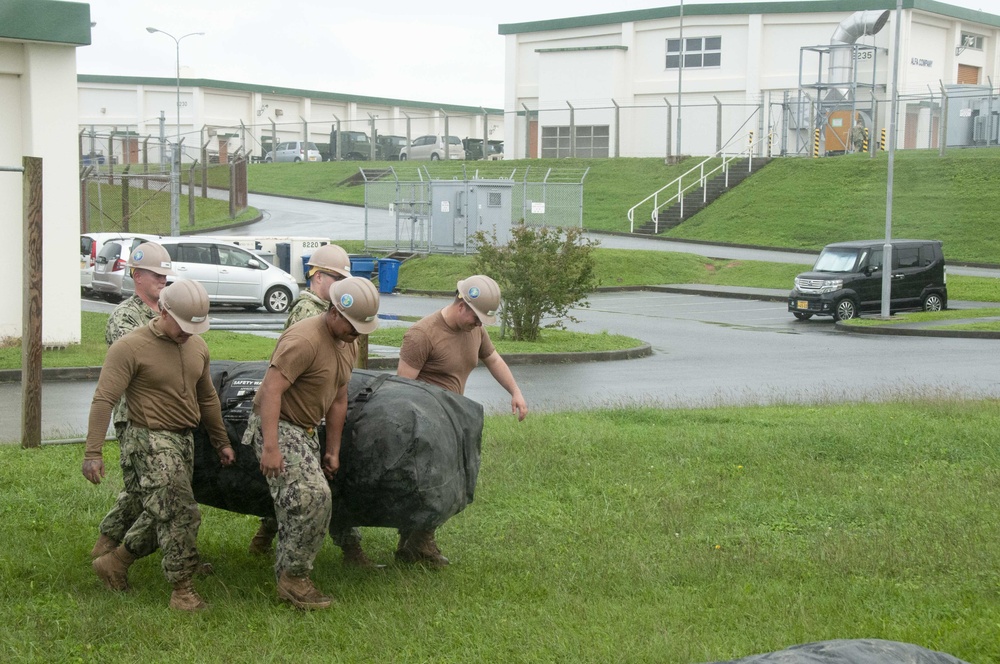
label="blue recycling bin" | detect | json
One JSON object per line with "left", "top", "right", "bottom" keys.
{"left": 275, "top": 242, "right": 291, "bottom": 273}
{"left": 349, "top": 255, "right": 377, "bottom": 278}
{"left": 301, "top": 254, "right": 312, "bottom": 287}
{"left": 377, "top": 258, "right": 400, "bottom": 294}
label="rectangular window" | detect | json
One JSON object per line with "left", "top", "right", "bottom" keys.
{"left": 487, "top": 191, "right": 502, "bottom": 207}
{"left": 961, "top": 32, "right": 984, "bottom": 50}
{"left": 541, "top": 126, "right": 571, "bottom": 158}
{"left": 666, "top": 35, "right": 722, "bottom": 69}
{"left": 541, "top": 125, "right": 610, "bottom": 158}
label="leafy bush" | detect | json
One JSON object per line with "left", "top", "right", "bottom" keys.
{"left": 472, "top": 224, "right": 598, "bottom": 341}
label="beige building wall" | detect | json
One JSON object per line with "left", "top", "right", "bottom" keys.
{"left": 0, "top": 8, "right": 89, "bottom": 345}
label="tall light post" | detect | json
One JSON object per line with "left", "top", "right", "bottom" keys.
{"left": 146, "top": 26, "right": 204, "bottom": 236}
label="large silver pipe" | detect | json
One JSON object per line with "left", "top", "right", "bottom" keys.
{"left": 829, "top": 10, "right": 891, "bottom": 98}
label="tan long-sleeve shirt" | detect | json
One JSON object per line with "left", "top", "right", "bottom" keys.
{"left": 85, "top": 318, "right": 229, "bottom": 459}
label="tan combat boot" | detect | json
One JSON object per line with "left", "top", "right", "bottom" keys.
{"left": 248, "top": 520, "right": 277, "bottom": 555}
{"left": 276, "top": 572, "right": 333, "bottom": 610}
{"left": 92, "top": 545, "right": 137, "bottom": 591}
{"left": 90, "top": 533, "right": 119, "bottom": 559}
{"left": 341, "top": 538, "right": 385, "bottom": 569}
{"left": 395, "top": 529, "right": 449, "bottom": 567}
{"left": 169, "top": 579, "right": 208, "bottom": 612}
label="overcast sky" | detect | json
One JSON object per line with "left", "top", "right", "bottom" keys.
{"left": 78, "top": 0, "right": 999, "bottom": 109}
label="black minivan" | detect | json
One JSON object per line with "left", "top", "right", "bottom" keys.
{"left": 788, "top": 239, "right": 947, "bottom": 321}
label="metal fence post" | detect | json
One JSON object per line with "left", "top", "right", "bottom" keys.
{"left": 567, "top": 101, "right": 576, "bottom": 158}
{"left": 121, "top": 169, "right": 130, "bottom": 232}
{"left": 201, "top": 140, "right": 209, "bottom": 198}
{"left": 939, "top": 82, "right": 948, "bottom": 157}
{"left": 189, "top": 160, "right": 198, "bottom": 225}
{"left": 714, "top": 96, "right": 723, "bottom": 154}
{"left": 664, "top": 98, "right": 672, "bottom": 161}
{"left": 522, "top": 103, "right": 532, "bottom": 160}
{"left": 441, "top": 109, "right": 450, "bottom": 160}
{"left": 612, "top": 99, "right": 620, "bottom": 158}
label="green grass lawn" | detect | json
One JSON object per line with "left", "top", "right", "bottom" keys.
{"left": 0, "top": 312, "right": 644, "bottom": 370}
{"left": 3, "top": 399, "right": 998, "bottom": 662}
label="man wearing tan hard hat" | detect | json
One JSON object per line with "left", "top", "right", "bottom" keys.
{"left": 83, "top": 279, "right": 235, "bottom": 612}
{"left": 246, "top": 242, "right": 380, "bottom": 566}
{"left": 396, "top": 274, "right": 528, "bottom": 566}
{"left": 90, "top": 241, "right": 177, "bottom": 564}
{"left": 242, "top": 276, "right": 380, "bottom": 610}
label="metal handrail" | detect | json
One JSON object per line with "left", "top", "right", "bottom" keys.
{"left": 627, "top": 133, "right": 770, "bottom": 234}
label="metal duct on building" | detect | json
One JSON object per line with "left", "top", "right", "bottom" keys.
{"left": 828, "top": 10, "right": 890, "bottom": 99}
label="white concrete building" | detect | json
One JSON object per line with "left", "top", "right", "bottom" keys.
{"left": 1, "top": 0, "right": 89, "bottom": 346}
{"left": 77, "top": 75, "right": 504, "bottom": 164}
{"left": 499, "top": 1, "right": 1000, "bottom": 158}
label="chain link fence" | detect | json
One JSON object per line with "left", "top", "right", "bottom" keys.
{"left": 361, "top": 163, "right": 587, "bottom": 254}
{"left": 79, "top": 131, "right": 250, "bottom": 234}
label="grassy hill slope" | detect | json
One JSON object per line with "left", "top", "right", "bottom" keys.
{"left": 667, "top": 148, "right": 1000, "bottom": 264}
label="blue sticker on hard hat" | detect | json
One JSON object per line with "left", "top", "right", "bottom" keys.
{"left": 468, "top": 286, "right": 480, "bottom": 299}
{"left": 340, "top": 293, "right": 354, "bottom": 308}
{"left": 133, "top": 250, "right": 144, "bottom": 261}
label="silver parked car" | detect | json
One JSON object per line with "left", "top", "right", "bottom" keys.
{"left": 398, "top": 135, "right": 466, "bottom": 161}
{"left": 263, "top": 141, "right": 322, "bottom": 163}
{"left": 88, "top": 233, "right": 159, "bottom": 300}
{"left": 123, "top": 237, "right": 300, "bottom": 313}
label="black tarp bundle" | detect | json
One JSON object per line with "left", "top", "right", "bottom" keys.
{"left": 192, "top": 361, "right": 485, "bottom": 532}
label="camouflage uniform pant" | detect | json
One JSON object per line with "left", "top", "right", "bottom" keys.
{"left": 97, "top": 421, "right": 157, "bottom": 557}
{"left": 121, "top": 426, "right": 201, "bottom": 584}
{"left": 242, "top": 413, "right": 332, "bottom": 577}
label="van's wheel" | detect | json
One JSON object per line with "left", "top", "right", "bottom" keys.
{"left": 264, "top": 286, "right": 292, "bottom": 314}
{"left": 431, "top": 153, "right": 440, "bottom": 161}
{"left": 922, "top": 293, "right": 945, "bottom": 312}
{"left": 792, "top": 311, "right": 813, "bottom": 321}
{"left": 399, "top": 153, "right": 407, "bottom": 161}
{"left": 833, "top": 298, "right": 858, "bottom": 321}
{"left": 294, "top": 157, "right": 302, "bottom": 163}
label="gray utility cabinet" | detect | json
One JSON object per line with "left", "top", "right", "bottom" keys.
{"left": 429, "top": 180, "right": 514, "bottom": 253}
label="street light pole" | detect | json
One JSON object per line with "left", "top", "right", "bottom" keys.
{"left": 146, "top": 27, "right": 204, "bottom": 236}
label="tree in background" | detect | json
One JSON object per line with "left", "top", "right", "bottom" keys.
{"left": 472, "top": 224, "right": 598, "bottom": 342}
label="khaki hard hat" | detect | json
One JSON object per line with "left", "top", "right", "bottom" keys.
{"left": 160, "top": 279, "right": 211, "bottom": 334}
{"left": 128, "top": 242, "right": 175, "bottom": 276}
{"left": 457, "top": 275, "right": 501, "bottom": 325}
{"left": 306, "top": 244, "right": 351, "bottom": 279}
{"left": 332, "top": 277, "right": 380, "bottom": 334}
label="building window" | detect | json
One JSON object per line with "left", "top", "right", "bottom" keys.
{"left": 961, "top": 32, "right": 984, "bottom": 50}
{"left": 575, "top": 125, "right": 610, "bottom": 158}
{"left": 541, "top": 126, "right": 571, "bottom": 158}
{"left": 541, "top": 125, "right": 610, "bottom": 158}
{"left": 666, "top": 36, "right": 722, "bottom": 69}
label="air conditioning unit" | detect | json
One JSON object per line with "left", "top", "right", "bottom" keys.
{"left": 274, "top": 109, "right": 284, "bottom": 117}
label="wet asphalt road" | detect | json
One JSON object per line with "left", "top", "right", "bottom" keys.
{"left": 4, "top": 196, "right": 996, "bottom": 442}
{"left": 3, "top": 288, "right": 998, "bottom": 443}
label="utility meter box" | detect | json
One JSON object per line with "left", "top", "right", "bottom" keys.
{"left": 429, "top": 180, "right": 514, "bottom": 253}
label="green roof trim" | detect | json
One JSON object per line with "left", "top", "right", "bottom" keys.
{"left": 0, "top": 0, "right": 91, "bottom": 45}
{"left": 77, "top": 75, "right": 503, "bottom": 115}
{"left": 536, "top": 45, "right": 628, "bottom": 53}
{"left": 498, "top": 0, "right": 1000, "bottom": 34}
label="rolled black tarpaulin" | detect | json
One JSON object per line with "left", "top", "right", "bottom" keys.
{"left": 192, "top": 362, "right": 485, "bottom": 532}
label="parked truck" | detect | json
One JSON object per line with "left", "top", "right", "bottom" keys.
{"left": 329, "top": 128, "right": 372, "bottom": 161}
